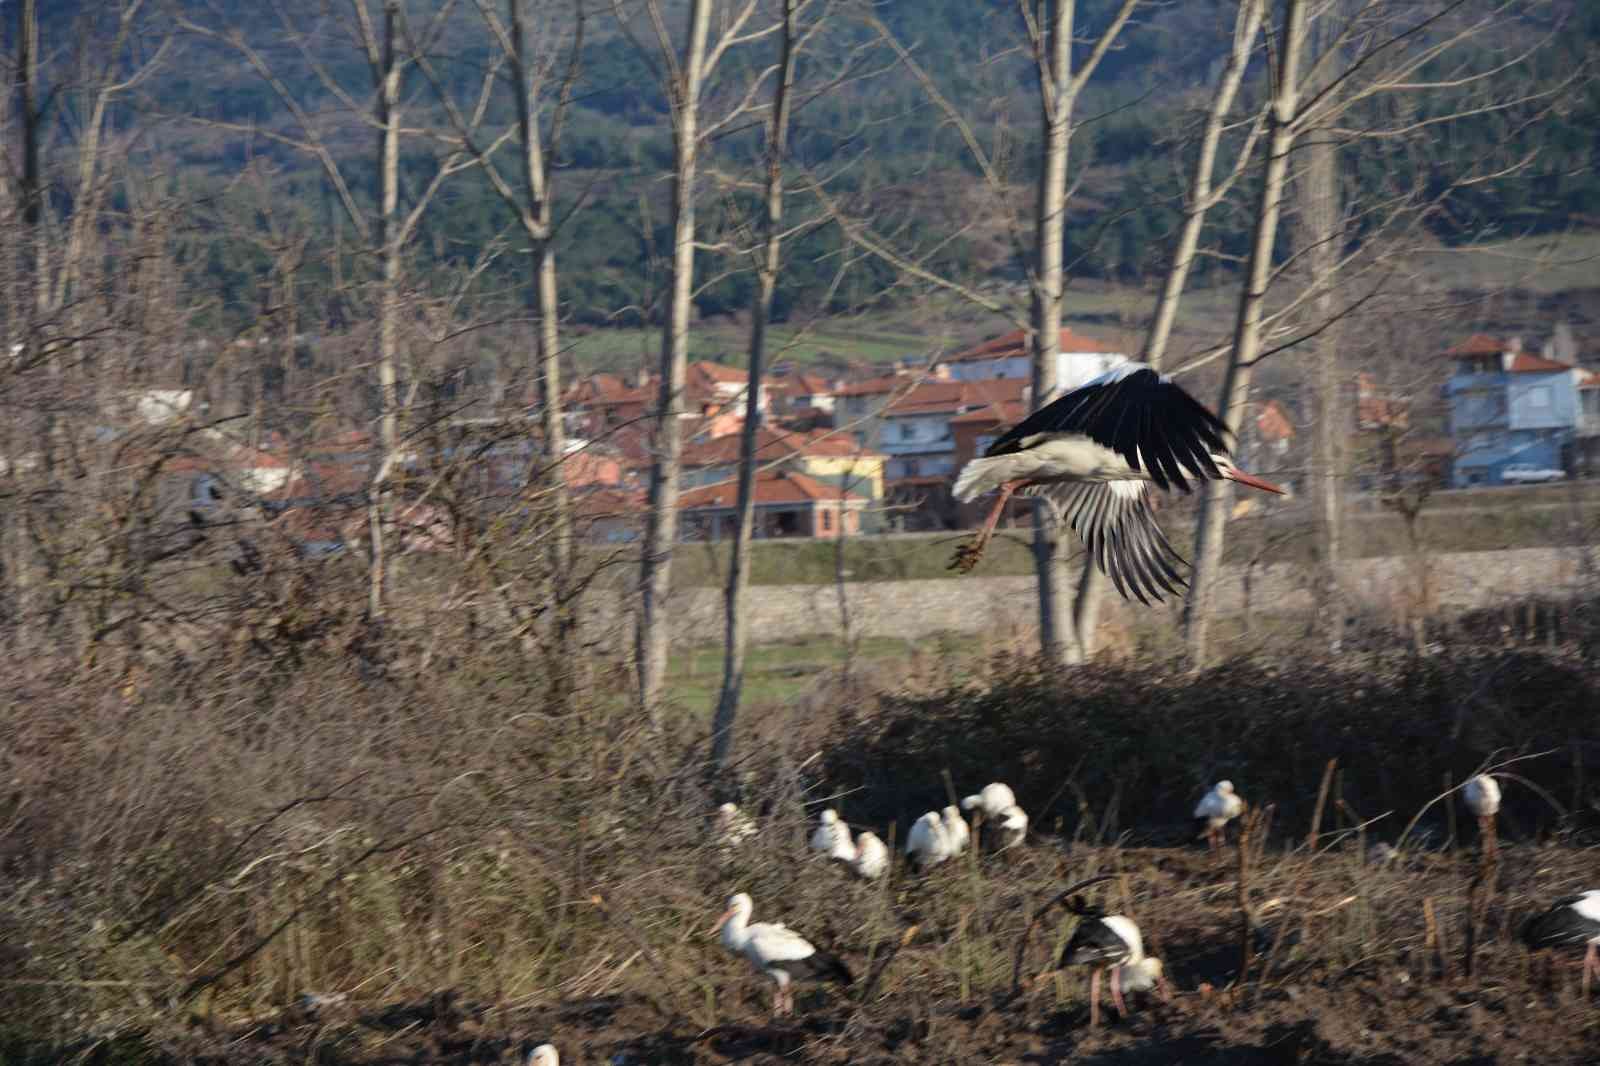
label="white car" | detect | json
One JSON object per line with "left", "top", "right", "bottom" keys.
{"left": 1500, "top": 463, "right": 1565, "bottom": 484}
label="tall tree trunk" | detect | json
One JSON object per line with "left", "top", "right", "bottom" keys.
{"left": 1029, "top": 0, "right": 1080, "bottom": 666}
{"left": 711, "top": 0, "right": 797, "bottom": 772}
{"left": 367, "top": 0, "right": 403, "bottom": 621}
{"left": 637, "top": 0, "right": 713, "bottom": 718}
{"left": 1183, "top": 0, "right": 1309, "bottom": 665}
{"left": 511, "top": 0, "right": 579, "bottom": 709}
{"left": 1301, "top": 7, "right": 1344, "bottom": 653}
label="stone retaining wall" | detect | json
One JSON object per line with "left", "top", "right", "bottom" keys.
{"left": 638, "top": 544, "right": 1597, "bottom": 647}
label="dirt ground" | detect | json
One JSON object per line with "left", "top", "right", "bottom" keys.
{"left": 84, "top": 845, "right": 1598, "bottom": 1066}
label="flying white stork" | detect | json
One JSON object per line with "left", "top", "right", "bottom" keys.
{"left": 961, "top": 782, "right": 1018, "bottom": 820}
{"left": 1521, "top": 890, "right": 1600, "bottom": 997}
{"left": 905, "top": 811, "right": 954, "bottom": 871}
{"left": 1058, "top": 902, "right": 1168, "bottom": 1027}
{"left": 1194, "top": 780, "right": 1245, "bottom": 852}
{"left": 949, "top": 365, "right": 1285, "bottom": 602}
{"left": 711, "top": 892, "right": 853, "bottom": 1015}
{"left": 810, "top": 809, "right": 857, "bottom": 862}
{"left": 851, "top": 830, "right": 889, "bottom": 880}
{"left": 526, "top": 1045, "right": 559, "bottom": 1066}
{"left": 942, "top": 805, "right": 971, "bottom": 856}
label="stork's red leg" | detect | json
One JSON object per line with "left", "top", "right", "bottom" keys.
{"left": 1585, "top": 943, "right": 1597, "bottom": 998}
{"left": 1088, "top": 966, "right": 1103, "bottom": 1028}
{"left": 950, "top": 482, "right": 1019, "bottom": 573}
{"left": 1110, "top": 965, "right": 1128, "bottom": 1017}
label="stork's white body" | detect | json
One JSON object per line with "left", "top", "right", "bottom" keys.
{"left": 527, "top": 1045, "right": 559, "bottom": 1066}
{"left": 1195, "top": 781, "right": 1245, "bottom": 851}
{"left": 906, "top": 811, "right": 953, "bottom": 870}
{"left": 713, "top": 893, "right": 851, "bottom": 1015}
{"left": 954, "top": 436, "right": 1149, "bottom": 502}
{"left": 996, "top": 804, "right": 1029, "bottom": 850}
{"left": 810, "top": 809, "right": 856, "bottom": 861}
{"left": 1463, "top": 774, "right": 1502, "bottom": 817}
{"left": 851, "top": 831, "right": 889, "bottom": 880}
{"left": 960, "top": 782, "right": 1018, "bottom": 819}
{"left": 942, "top": 805, "right": 971, "bottom": 856}
{"left": 714, "top": 802, "right": 756, "bottom": 848}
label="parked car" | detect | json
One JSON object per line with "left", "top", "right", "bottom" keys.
{"left": 1500, "top": 463, "right": 1566, "bottom": 484}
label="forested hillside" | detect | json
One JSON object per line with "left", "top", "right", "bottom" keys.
{"left": 18, "top": 0, "right": 1600, "bottom": 333}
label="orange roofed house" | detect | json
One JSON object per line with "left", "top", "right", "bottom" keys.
{"left": 678, "top": 469, "right": 867, "bottom": 540}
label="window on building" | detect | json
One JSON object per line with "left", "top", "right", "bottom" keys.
{"left": 821, "top": 509, "right": 832, "bottom": 532}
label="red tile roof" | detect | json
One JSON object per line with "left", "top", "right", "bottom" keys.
{"left": 687, "top": 360, "right": 748, "bottom": 386}
{"left": 1507, "top": 351, "right": 1579, "bottom": 374}
{"left": 680, "top": 427, "right": 869, "bottom": 466}
{"left": 947, "top": 327, "right": 1119, "bottom": 363}
{"left": 678, "top": 469, "right": 864, "bottom": 509}
{"left": 1444, "top": 333, "right": 1512, "bottom": 356}
{"left": 769, "top": 370, "right": 835, "bottom": 397}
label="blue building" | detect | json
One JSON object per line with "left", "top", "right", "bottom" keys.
{"left": 1444, "top": 334, "right": 1600, "bottom": 487}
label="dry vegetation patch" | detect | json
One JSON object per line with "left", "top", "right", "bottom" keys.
{"left": 2, "top": 636, "right": 1598, "bottom": 1064}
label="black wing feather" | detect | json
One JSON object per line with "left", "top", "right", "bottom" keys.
{"left": 1035, "top": 481, "right": 1188, "bottom": 603}
{"left": 1059, "top": 918, "right": 1134, "bottom": 968}
{"left": 1521, "top": 895, "right": 1600, "bottom": 949}
{"left": 989, "top": 369, "right": 1231, "bottom": 493}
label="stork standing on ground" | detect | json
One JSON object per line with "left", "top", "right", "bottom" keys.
{"left": 526, "top": 1045, "right": 559, "bottom": 1066}
{"left": 995, "top": 804, "right": 1029, "bottom": 851}
{"left": 714, "top": 802, "right": 756, "bottom": 848}
{"left": 906, "top": 811, "right": 954, "bottom": 871}
{"left": 1521, "top": 890, "right": 1600, "bottom": 997}
{"left": 1057, "top": 902, "right": 1167, "bottom": 1027}
{"left": 1462, "top": 773, "right": 1501, "bottom": 858}
{"left": 942, "top": 805, "right": 971, "bottom": 856}
{"left": 1194, "top": 781, "right": 1245, "bottom": 852}
{"left": 851, "top": 831, "right": 888, "bottom": 880}
{"left": 810, "top": 809, "right": 856, "bottom": 862}
{"left": 961, "top": 782, "right": 1017, "bottom": 820}
{"left": 949, "top": 366, "right": 1285, "bottom": 602}
{"left": 711, "top": 892, "right": 853, "bottom": 1016}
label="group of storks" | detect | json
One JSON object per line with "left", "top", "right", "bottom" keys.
{"left": 697, "top": 773, "right": 1597, "bottom": 1032}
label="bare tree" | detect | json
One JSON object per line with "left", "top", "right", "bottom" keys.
{"left": 179, "top": 1, "right": 486, "bottom": 622}
{"left": 409, "top": 0, "right": 587, "bottom": 706}
{"left": 629, "top": 0, "right": 780, "bottom": 718}
{"left": 1181, "top": 0, "right": 1556, "bottom": 662}
{"left": 710, "top": 0, "right": 805, "bottom": 770}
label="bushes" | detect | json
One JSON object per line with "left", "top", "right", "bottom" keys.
{"left": 821, "top": 649, "right": 1600, "bottom": 845}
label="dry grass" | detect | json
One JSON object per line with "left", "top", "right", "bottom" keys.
{"left": 2, "top": 624, "right": 1598, "bottom": 1064}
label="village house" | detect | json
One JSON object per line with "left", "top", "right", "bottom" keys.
{"left": 677, "top": 468, "right": 867, "bottom": 540}
{"left": 565, "top": 361, "right": 769, "bottom": 441}
{"left": 677, "top": 426, "right": 885, "bottom": 502}
{"left": 940, "top": 326, "right": 1130, "bottom": 390}
{"left": 1442, "top": 333, "right": 1600, "bottom": 486}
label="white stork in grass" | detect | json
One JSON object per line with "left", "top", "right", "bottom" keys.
{"left": 942, "top": 805, "right": 971, "bottom": 856}
{"left": 1194, "top": 781, "right": 1245, "bottom": 852}
{"left": 1462, "top": 774, "right": 1502, "bottom": 856}
{"left": 1058, "top": 902, "right": 1168, "bottom": 1027}
{"left": 810, "top": 809, "right": 856, "bottom": 862}
{"left": 906, "top": 811, "right": 954, "bottom": 871}
{"left": 526, "top": 1045, "right": 559, "bottom": 1066}
{"left": 851, "top": 831, "right": 888, "bottom": 880}
{"left": 995, "top": 804, "right": 1029, "bottom": 851}
{"left": 711, "top": 892, "right": 853, "bottom": 1016}
{"left": 714, "top": 802, "right": 756, "bottom": 848}
{"left": 1521, "top": 890, "right": 1600, "bottom": 997}
{"left": 961, "top": 782, "right": 1017, "bottom": 820}
{"left": 949, "top": 365, "right": 1285, "bottom": 602}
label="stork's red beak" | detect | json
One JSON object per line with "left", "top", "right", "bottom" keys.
{"left": 709, "top": 907, "right": 736, "bottom": 936}
{"left": 1226, "top": 468, "right": 1286, "bottom": 495}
